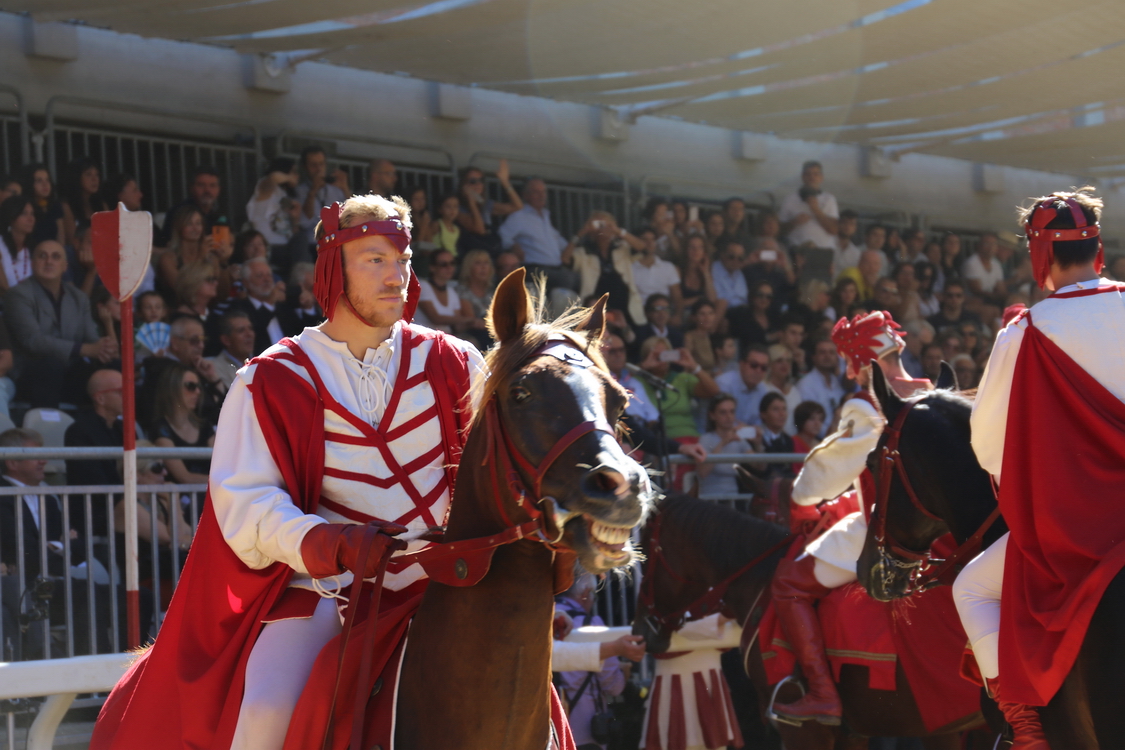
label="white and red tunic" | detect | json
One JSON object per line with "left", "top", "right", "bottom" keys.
{"left": 211, "top": 322, "right": 486, "bottom": 596}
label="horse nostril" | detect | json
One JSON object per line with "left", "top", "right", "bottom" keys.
{"left": 584, "top": 467, "right": 628, "bottom": 498}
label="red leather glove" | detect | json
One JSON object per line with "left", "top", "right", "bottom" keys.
{"left": 300, "top": 521, "right": 409, "bottom": 579}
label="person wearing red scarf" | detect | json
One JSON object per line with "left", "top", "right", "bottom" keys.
{"left": 953, "top": 188, "right": 1125, "bottom": 749}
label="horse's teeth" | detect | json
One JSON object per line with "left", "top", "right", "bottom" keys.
{"left": 590, "top": 520, "right": 630, "bottom": 545}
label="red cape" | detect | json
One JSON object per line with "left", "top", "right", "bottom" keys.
{"left": 997, "top": 317, "right": 1125, "bottom": 705}
{"left": 91, "top": 329, "right": 474, "bottom": 749}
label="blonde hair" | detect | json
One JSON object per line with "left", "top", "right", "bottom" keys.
{"left": 638, "top": 335, "right": 672, "bottom": 362}
{"left": 1017, "top": 186, "right": 1102, "bottom": 226}
{"left": 175, "top": 261, "right": 217, "bottom": 307}
{"left": 459, "top": 250, "right": 494, "bottom": 286}
{"left": 315, "top": 193, "right": 413, "bottom": 241}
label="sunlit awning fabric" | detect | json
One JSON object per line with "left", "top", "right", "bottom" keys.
{"left": 15, "top": 0, "right": 1125, "bottom": 176}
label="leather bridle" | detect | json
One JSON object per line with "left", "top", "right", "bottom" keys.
{"left": 869, "top": 397, "right": 1002, "bottom": 597}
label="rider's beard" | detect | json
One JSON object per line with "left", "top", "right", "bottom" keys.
{"left": 342, "top": 268, "right": 406, "bottom": 329}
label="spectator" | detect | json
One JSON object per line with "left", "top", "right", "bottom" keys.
{"left": 246, "top": 157, "right": 299, "bottom": 251}
{"left": 367, "top": 158, "right": 397, "bottom": 198}
{"left": 456, "top": 160, "right": 523, "bottom": 253}
{"left": 936, "top": 232, "right": 964, "bottom": 291}
{"left": 0, "top": 194, "right": 34, "bottom": 291}
{"left": 151, "top": 362, "right": 215, "bottom": 485}
{"left": 157, "top": 166, "right": 222, "bottom": 247}
{"left": 174, "top": 262, "right": 220, "bottom": 322}
{"left": 920, "top": 342, "right": 944, "bottom": 383}
{"left": 720, "top": 197, "right": 751, "bottom": 247}
{"left": 797, "top": 338, "right": 846, "bottom": 436}
{"left": 951, "top": 352, "right": 979, "bottom": 389}
{"left": 749, "top": 391, "right": 795, "bottom": 479}
{"left": 837, "top": 249, "right": 882, "bottom": 302}
{"left": 21, "top": 164, "right": 66, "bottom": 248}
{"left": 728, "top": 280, "right": 775, "bottom": 348}
{"left": 764, "top": 343, "right": 802, "bottom": 434}
{"left": 712, "top": 240, "right": 749, "bottom": 309}
{"left": 0, "top": 174, "right": 19, "bottom": 203}
{"left": 861, "top": 224, "right": 889, "bottom": 277}
{"left": 959, "top": 321, "right": 986, "bottom": 362}
{"left": 678, "top": 234, "right": 722, "bottom": 322}
{"left": 276, "top": 262, "right": 322, "bottom": 338}
{"left": 927, "top": 280, "right": 979, "bottom": 334}
{"left": 777, "top": 317, "right": 807, "bottom": 375}
{"left": 753, "top": 210, "right": 784, "bottom": 252}
{"left": 696, "top": 393, "right": 754, "bottom": 496}
{"left": 416, "top": 249, "right": 472, "bottom": 335}
{"left": 631, "top": 227, "right": 682, "bottom": 312}
{"left": 792, "top": 279, "right": 833, "bottom": 340}
{"left": 72, "top": 224, "right": 101, "bottom": 297}
{"left": 711, "top": 333, "right": 739, "bottom": 376}
{"left": 779, "top": 160, "right": 839, "bottom": 249}
{"left": 156, "top": 205, "right": 229, "bottom": 294}
{"left": 703, "top": 210, "right": 726, "bottom": 256}
{"left": 572, "top": 211, "right": 646, "bottom": 326}
{"left": 294, "top": 147, "right": 349, "bottom": 249}
{"left": 632, "top": 293, "right": 683, "bottom": 355}
{"left": 498, "top": 177, "right": 580, "bottom": 313}
{"left": 495, "top": 250, "right": 521, "bottom": 280}
{"left": 230, "top": 258, "right": 287, "bottom": 355}
{"left": 455, "top": 250, "right": 496, "bottom": 347}
{"left": 872, "top": 276, "right": 902, "bottom": 320}
{"left": 137, "top": 289, "right": 168, "bottom": 325}
{"left": 683, "top": 300, "right": 721, "bottom": 375}
{"left": 64, "top": 368, "right": 130, "bottom": 536}
{"left": 433, "top": 193, "right": 462, "bottom": 256}
{"left": 900, "top": 319, "right": 935, "bottom": 379}
{"left": 405, "top": 186, "right": 435, "bottom": 245}
{"left": 884, "top": 228, "right": 905, "bottom": 264}
{"left": 6, "top": 241, "right": 113, "bottom": 407}
{"left": 937, "top": 328, "right": 964, "bottom": 364}
{"left": 744, "top": 240, "right": 796, "bottom": 315}
{"left": 0, "top": 321, "right": 15, "bottom": 419}
{"left": 638, "top": 198, "right": 678, "bottom": 261}
{"left": 554, "top": 573, "right": 628, "bottom": 750}
{"left": 59, "top": 157, "right": 108, "bottom": 249}
{"left": 898, "top": 227, "right": 927, "bottom": 264}
{"left": 913, "top": 260, "right": 939, "bottom": 315}
{"left": 962, "top": 231, "right": 1007, "bottom": 306}
{"left": 827, "top": 276, "right": 859, "bottom": 320}
{"left": 102, "top": 172, "right": 144, "bottom": 212}
{"left": 635, "top": 336, "right": 719, "bottom": 449}
{"left": 832, "top": 209, "right": 861, "bottom": 274}
{"left": 205, "top": 310, "right": 255, "bottom": 391}
{"left": 715, "top": 344, "right": 771, "bottom": 426}
{"left": 599, "top": 331, "right": 659, "bottom": 426}
{"left": 139, "top": 316, "right": 227, "bottom": 430}
{"left": 791, "top": 400, "right": 826, "bottom": 474}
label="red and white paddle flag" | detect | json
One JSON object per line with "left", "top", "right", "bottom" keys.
{"left": 91, "top": 203, "right": 152, "bottom": 648}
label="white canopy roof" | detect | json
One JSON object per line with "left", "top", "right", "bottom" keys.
{"left": 16, "top": 0, "right": 1125, "bottom": 176}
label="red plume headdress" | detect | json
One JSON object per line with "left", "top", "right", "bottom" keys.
{"left": 314, "top": 202, "right": 420, "bottom": 325}
{"left": 831, "top": 310, "right": 905, "bottom": 379}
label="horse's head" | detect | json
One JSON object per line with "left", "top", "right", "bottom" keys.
{"left": 857, "top": 363, "right": 1000, "bottom": 600}
{"left": 475, "top": 269, "right": 654, "bottom": 574}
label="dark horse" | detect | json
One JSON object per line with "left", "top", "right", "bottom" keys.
{"left": 634, "top": 493, "right": 982, "bottom": 750}
{"left": 392, "top": 269, "right": 655, "bottom": 749}
{"left": 857, "top": 365, "right": 1125, "bottom": 749}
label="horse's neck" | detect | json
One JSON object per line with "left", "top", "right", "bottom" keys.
{"left": 396, "top": 437, "right": 557, "bottom": 750}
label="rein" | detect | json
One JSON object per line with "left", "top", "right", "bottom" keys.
{"left": 639, "top": 512, "right": 794, "bottom": 632}
{"left": 870, "top": 397, "right": 1002, "bottom": 595}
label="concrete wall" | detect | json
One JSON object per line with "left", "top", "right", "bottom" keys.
{"left": 2, "top": 12, "right": 1120, "bottom": 242}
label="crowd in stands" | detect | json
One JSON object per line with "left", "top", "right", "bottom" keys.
{"left": 0, "top": 147, "right": 1117, "bottom": 659}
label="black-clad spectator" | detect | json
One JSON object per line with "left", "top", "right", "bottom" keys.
{"left": 6, "top": 241, "right": 115, "bottom": 407}
{"left": 21, "top": 165, "right": 66, "bottom": 249}
{"left": 455, "top": 160, "right": 523, "bottom": 254}
{"left": 728, "top": 280, "right": 776, "bottom": 348}
{"left": 64, "top": 368, "right": 130, "bottom": 537}
{"left": 630, "top": 293, "right": 683, "bottom": 359}
{"left": 102, "top": 172, "right": 144, "bottom": 212}
{"left": 139, "top": 316, "right": 227, "bottom": 431}
{"left": 151, "top": 362, "right": 214, "bottom": 485}
{"left": 156, "top": 166, "right": 223, "bottom": 247}
{"left": 927, "top": 280, "right": 980, "bottom": 334}
{"left": 205, "top": 310, "right": 255, "bottom": 391}
{"left": 276, "top": 262, "right": 322, "bottom": 338}
{"left": 749, "top": 391, "right": 795, "bottom": 480}
{"left": 59, "top": 157, "right": 108, "bottom": 249}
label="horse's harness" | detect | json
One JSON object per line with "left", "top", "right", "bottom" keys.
{"left": 637, "top": 512, "right": 794, "bottom": 633}
{"left": 324, "top": 338, "right": 617, "bottom": 750}
{"left": 869, "top": 396, "right": 1002, "bottom": 597}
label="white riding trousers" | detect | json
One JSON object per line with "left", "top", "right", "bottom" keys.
{"left": 230, "top": 596, "right": 342, "bottom": 750}
{"left": 952, "top": 532, "right": 1008, "bottom": 681}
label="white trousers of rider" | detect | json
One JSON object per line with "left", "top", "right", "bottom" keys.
{"left": 951, "top": 531, "right": 1008, "bottom": 681}
{"left": 231, "top": 596, "right": 342, "bottom": 750}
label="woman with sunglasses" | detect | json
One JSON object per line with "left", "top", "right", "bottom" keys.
{"left": 151, "top": 363, "right": 215, "bottom": 485}
{"left": 728, "top": 280, "right": 776, "bottom": 348}
{"left": 455, "top": 159, "right": 523, "bottom": 252}
{"left": 415, "top": 249, "right": 473, "bottom": 336}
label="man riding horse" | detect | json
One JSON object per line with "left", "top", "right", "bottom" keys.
{"left": 771, "top": 311, "right": 931, "bottom": 726}
{"left": 90, "top": 194, "right": 502, "bottom": 749}
{"left": 952, "top": 188, "right": 1125, "bottom": 750}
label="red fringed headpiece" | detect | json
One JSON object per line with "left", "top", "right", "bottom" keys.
{"left": 831, "top": 310, "right": 905, "bottom": 379}
{"left": 314, "top": 202, "right": 419, "bottom": 325}
{"left": 1024, "top": 197, "right": 1103, "bottom": 289}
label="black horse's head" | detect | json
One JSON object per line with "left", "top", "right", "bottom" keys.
{"left": 857, "top": 363, "right": 1002, "bottom": 601}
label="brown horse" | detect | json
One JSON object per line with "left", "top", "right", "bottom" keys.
{"left": 393, "top": 269, "right": 655, "bottom": 749}
{"left": 634, "top": 493, "right": 983, "bottom": 750}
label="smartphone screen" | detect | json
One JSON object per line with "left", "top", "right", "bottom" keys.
{"left": 659, "top": 349, "right": 681, "bottom": 363}
{"left": 212, "top": 225, "right": 231, "bottom": 246}
{"left": 688, "top": 206, "right": 699, "bottom": 223}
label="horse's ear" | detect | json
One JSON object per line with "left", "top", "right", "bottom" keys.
{"left": 935, "top": 361, "right": 959, "bottom": 391}
{"left": 870, "top": 359, "right": 904, "bottom": 417}
{"left": 488, "top": 268, "right": 532, "bottom": 345}
{"left": 575, "top": 294, "right": 608, "bottom": 342}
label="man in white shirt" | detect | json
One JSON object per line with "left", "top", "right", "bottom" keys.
{"left": 631, "top": 228, "right": 681, "bottom": 306}
{"left": 293, "top": 147, "right": 349, "bottom": 248}
{"left": 962, "top": 231, "right": 1007, "bottom": 306}
{"left": 712, "top": 241, "right": 750, "bottom": 308}
{"left": 797, "top": 338, "right": 848, "bottom": 436}
{"left": 779, "top": 161, "right": 840, "bottom": 250}
{"left": 498, "top": 177, "right": 580, "bottom": 311}
{"left": 833, "top": 210, "right": 862, "bottom": 276}
{"left": 715, "top": 345, "right": 772, "bottom": 426}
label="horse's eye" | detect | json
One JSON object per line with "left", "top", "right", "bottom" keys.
{"left": 511, "top": 385, "right": 531, "bottom": 403}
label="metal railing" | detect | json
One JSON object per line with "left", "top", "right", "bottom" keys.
{"left": 0, "top": 84, "right": 29, "bottom": 178}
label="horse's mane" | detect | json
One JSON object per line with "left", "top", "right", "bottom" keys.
{"left": 656, "top": 493, "right": 790, "bottom": 582}
{"left": 472, "top": 293, "right": 609, "bottom": 429}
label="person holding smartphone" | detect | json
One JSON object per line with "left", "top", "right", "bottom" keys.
{"left": 778, "top": 161, "right": 839, "bottom": 251}
{"left": 294, "top": 146, "right": 349, "bottom": 250}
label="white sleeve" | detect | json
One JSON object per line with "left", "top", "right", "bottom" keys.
{"left": 971, "top": 321, "right": 1025, "bottom": 480}
{"left": 551, "top": 640, "right": 604, "bottom": 672}
{"left": 777, "top": 193, "right": 799, "bottom": 222}
{"left": 209, "top": 369, "right": 327, "bottom": 573}
{"left": 791, "top": 397, "right": 884, "bottom": 505}
{"left": 821, "top": 193, "right": 840, "bottom": 219}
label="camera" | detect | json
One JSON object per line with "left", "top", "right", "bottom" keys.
{"left": 18, "top": 576, "right": 56, "bottom": 628}
{"left": 798, "top": 185, "right": 822, "bottom": 201}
